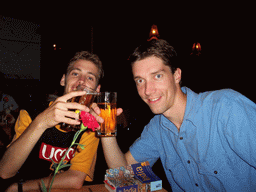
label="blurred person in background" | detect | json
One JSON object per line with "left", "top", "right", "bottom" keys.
{"left": 0, "top": 75, "right": 19, "bottom": 147}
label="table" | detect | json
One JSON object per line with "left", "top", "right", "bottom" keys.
{"left": 30, "top": 184, "right": 168, "bottom": 192}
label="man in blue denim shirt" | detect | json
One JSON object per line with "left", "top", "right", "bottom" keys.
{"left": 130, "top": 87, "right": 256, "bottom": 191}
{"left": 99, "top": 39, "right": 256, "bottom": 191}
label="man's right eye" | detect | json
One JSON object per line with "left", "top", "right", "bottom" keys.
{"left": 71, "top": 72, "right": 78, "bottom": 76}
{"left": 136, "top": 79, "right": 144, "bottom": 84}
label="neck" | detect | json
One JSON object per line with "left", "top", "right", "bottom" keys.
{"left": 164, "top": 88, "right": 187, "bottom": 131}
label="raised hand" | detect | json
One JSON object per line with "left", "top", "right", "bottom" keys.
{"left": 35, "top": 91, "right": 90, "bottom": 130}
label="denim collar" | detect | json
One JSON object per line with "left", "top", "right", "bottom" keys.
{"left": 160, "top": 87, "right": 200, "bottom": 134}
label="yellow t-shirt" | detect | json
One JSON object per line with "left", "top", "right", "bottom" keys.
{"left": 13, "top": 109, "right": 99, "bottom": 181}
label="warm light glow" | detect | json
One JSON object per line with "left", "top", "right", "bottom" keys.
{"left": 53, "top": 44, "right": 56, "bottom": 47}
{"left": 191, "top": 42, "right": 201, "bottom": 56}
{"left": 148, "top": 24, "right": 160, "bottom": 41}
{"left": 196, "top": 43, "right": 201, "bottom": 51}
{"left": 192, "top": 43, "right": 201, "bottom": 51}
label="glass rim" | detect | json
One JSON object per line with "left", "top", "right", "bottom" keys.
{"left": 76, "top": 85, "right": 98, "bottom": 93}
{"left": 98, "top": 92, "right": 117, "bottom": 95}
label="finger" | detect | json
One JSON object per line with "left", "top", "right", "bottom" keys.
{"left": 57, "top": 91, "right": 87, "bottom": 102}
{"left": 96, "top": 116, "right": 104, "bottom": 124}
{"left": 64, "top": 102, "right": 89, "bottom": 112}
{"left": 117, "top": 108, "right": 123, "bottom": 116}
{"left": 63, "top": 110, "right": 80, "bottom": 121}
{"left": 40, "top": 109, "right": 80, "bottom": 129}
{"left": 90, "top": 103, "right": 101, "bottom": 115}
{"left": 90, "top": 107, "right": 104, "bottom": 124}
{"left": 62, "top": 117, "right": 81, "bottom": 125}
{"left": 60, "top": 110, "right": 82, "bottom": 125}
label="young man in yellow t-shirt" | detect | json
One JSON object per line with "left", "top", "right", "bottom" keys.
{"left": 0, "top": 51, "right": 104, "bottom": 191}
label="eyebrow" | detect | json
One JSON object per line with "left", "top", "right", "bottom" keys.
{"left": 69, "top": 67, "right": 99, "bottom": 80}
{"left": 88, "top": 72, "right": 99, "bottom": 80}
{"left": 67, "top": 67, "right": 81, "bottom": 74}
{"left": 151, "top": 69, "right": 165, "bottom": 75}
{"left": 134, "top": 69, "right": 165, "bottom": 80}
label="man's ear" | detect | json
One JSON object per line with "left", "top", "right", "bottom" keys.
{"left": 60, "top": 74, "right": 65, "bottom": 87}
{"left": 174, "top": 68, "right": 182, "bottom": 84}
{"left": 96, "top": 84, "right": 101, "bottom": 92}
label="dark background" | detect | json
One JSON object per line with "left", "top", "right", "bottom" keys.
{"left": 2, "top": 2, "right": 255, "bottom": 107}
{"left": 1, "top": 2, "right": 255, "bottom": 191}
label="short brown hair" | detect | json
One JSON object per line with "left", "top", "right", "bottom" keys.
{"left": 66, "top": 51, "right": 104, "bottom": 82}
{"left": 129, "top": 39, "right": 178, "bottom": 74}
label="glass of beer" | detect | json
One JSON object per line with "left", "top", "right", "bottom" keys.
{"left": 96, "top": 92, "right": 117, "bottom": 137}
{"left": 61, "top": 85, "right": 98, "bottom": 131}
{"left": 69, "top": 85, "right": 97, "bottom": 108}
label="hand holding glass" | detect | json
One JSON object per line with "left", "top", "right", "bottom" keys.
{"left": 61, "top": 85, "right": 98, "bottom": 131}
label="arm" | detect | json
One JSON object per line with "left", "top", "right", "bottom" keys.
{"left": 0, "top": 91, "right": 89, "bottom": 179}
{"left": 90, "top": 103, "right": 138, "bottom": 168}
{"left": 101, "top": 137, "right": 138, "bottom": 169}
{"left": 0, "top": 113, "right": 46, "bottom": 179}
{"left": 6, "top": 169, "right": 86, "bottom": 191}
{"left": 99, "top": 110, "right": 160, "bottom": 168}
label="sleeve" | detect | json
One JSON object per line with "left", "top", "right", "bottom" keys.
{"left": 69, "top": 131, "right": 99, "bottom": 181}
{"left": 223, "top": 94, "right": 256, "bottom": 168}
{"left": 129, "top": 122, "right": 160, "bottom": 167}
{"left": 11, "top": 109, "right": 32, "bottom": 142}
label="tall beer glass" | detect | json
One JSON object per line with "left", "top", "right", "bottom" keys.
{"left": 61, "top": 85, "right": 98, "bottom": 131}
{"left": 96, "top": 92, "right": 117, "bottom": 137}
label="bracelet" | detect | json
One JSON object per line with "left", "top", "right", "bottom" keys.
{"left": 18, "top": 181, "right": 23, "bottom": 192}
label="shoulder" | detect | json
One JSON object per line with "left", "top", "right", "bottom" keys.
{"left": 138, "top": 115, "right": 163, "bottom": 139}
{"left": 18, "top": 109, "right": 32, "bottom": 122}
{"left": 184, "top": 88, "right": 246, "bottom": 114}
{"left": 148, "top": 114, "right": 161, "bottom": 124}
{"left": 199, "top": 89, "right": 241, "bottom": 101}
{"left": 199, "top": 89, "right": 256, "bottom": 124}
{"left": 198, "top": 89, "right": 253, "bottom": 108}
{"left": 188, "top": 89, "right": 256, "bottom": 123}
{"left": 144, "top": 115, "right": 162, "bottom": 130}
{"left": 13, "top": 110, "right": 32, "bottom": 140}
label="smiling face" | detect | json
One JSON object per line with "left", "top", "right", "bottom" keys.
{"left": 60, "top": 59, "right": 101, "bottom": 94}
{"left": 132, "top": 56, "right": 182, "bottom": 116}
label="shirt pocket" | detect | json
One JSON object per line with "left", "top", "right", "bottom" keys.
{"left": 164, "top": 155, "right": 193, "bottom": 190}
{"left": 198, "top": 161, "right": 226, "bottom": 191}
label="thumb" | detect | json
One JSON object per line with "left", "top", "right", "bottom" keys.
{"left": 117, "top": 108, "right": 123, "bottom": 116}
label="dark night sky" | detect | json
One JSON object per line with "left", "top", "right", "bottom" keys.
{"left": 1, "top": 2, "right": 256, "bottom": 110}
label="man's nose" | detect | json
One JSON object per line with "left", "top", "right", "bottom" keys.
{"left": 145, "top": 82, "right": 155, "bottom": 96}
{"left": 78, "top": 76, "right": 87, "bottom": 85}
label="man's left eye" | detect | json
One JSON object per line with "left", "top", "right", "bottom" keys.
{"left": 155, "top": 74, "right": 162, "bottom": 79}
{"left": 88, "top": 76, "right": 94, "bottom": 81}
